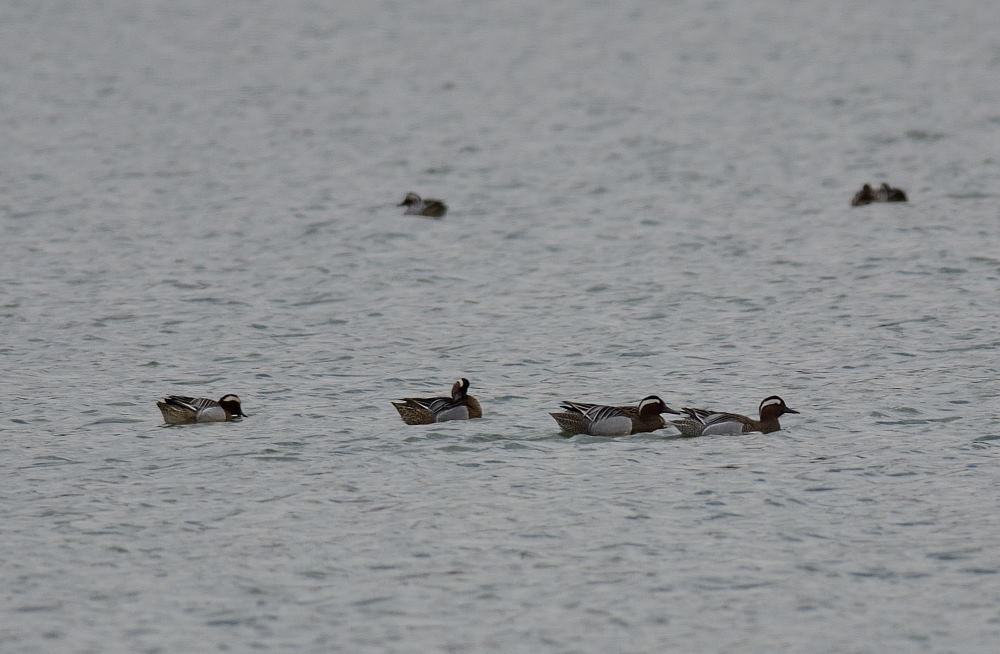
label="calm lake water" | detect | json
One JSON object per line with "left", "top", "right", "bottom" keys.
{"left": 3, "top": 1, "right": 1000, "bottom": 652}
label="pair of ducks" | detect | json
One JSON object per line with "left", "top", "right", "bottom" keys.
{"left": 390, "top": 379, "right": 799, "bottom": 437}
{"left": 403, "top": 185, "right": 910, "bottom": 216}
{"left": 155, "top": 382, "right": 481, "bottom": 426}
{"left": 402, "top": 185, "right": 911, "bottom": 216}
{"left": 851, "top": 182, "right": 907, "bottom": 206}
{"left": 156, "top": 380, "right": 799, "bottom": 437}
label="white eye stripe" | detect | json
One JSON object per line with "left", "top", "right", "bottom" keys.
{"left": 760, "top": 397, "right": 783, "bottom": 409}
{"left": 637, "top": 396, "right": 663, "bottom": 412}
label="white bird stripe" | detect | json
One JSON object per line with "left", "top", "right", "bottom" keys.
{"left": 584, "top": 405, "right": 628, "bottom": 423}
{"left": 167, "top": 395, "right": 219, "bottom": 410}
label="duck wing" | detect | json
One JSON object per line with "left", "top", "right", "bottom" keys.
{"left": 163, "top": 395, "right": 219, "bottom": 411}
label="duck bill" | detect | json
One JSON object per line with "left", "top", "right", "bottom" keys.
{"left": 784, "top": 408, "right": 800, "bottom": 414}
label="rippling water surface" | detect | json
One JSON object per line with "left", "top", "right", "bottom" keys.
{"left": 3, "top": 1, "right": 1000, "bottom": 652}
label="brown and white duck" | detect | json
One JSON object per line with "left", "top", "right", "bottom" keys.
{"left": 875, "top": 182, "right": 907, "bottom": 202}
{"left": 392, "top": 378, "right": 482, "bottom": 424}
{"left": 550, "top": 395, "right": 680, "bottom": 436}
{"left": 398, "top": 192, "right": 448, "bottom": 218}
{"left": 157, "top": 394, "right": 247, "bottom": 425}
{"left": 671, "top": 395, "right": 799, "bottom": 436}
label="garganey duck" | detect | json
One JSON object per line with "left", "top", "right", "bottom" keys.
{"left": 550, "top": 395, "right": 680, "bottom": 436}
{"left": 157, "top": 394, "right": 247, "bottom": 425}
{"left": 875, "top": 182, "right": 907, "bottom": 202}
{"left": 392, "top": 378, "right": 482, "bottom": 424}
{"left": 671, "top": 395, "right": 799, "bottom": 436}
{"left": 398, "top": 192, "right": 448, "bottom": 218}
{"left": 851, "top": 184, "right": 876, "bottom": 206}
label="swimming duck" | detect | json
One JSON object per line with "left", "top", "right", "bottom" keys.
{"left": 398, "top": 192, "right": 448, "bottom": 218}
{"left": 550, "top": 395, "right": 680, "bottom": 436}
{"left": 851, "top": 184, "right": 876, "bottom": 206}
{"left": 671, "top": 395, "right": 799, "bottom": 436}
{"left": 157, "top": 394, "right": 247, "bottom": 425}
{"left": 392, "top": 378, "right": 482, "bottom": 424}
{"left": 875, "top": 182, "right": 907, "bottom": 202}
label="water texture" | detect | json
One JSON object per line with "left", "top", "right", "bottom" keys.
{"left": 2, "top": 1, "right": 1000, "bottom": 652}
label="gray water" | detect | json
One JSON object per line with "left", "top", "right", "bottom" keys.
{"left": 3, "top": 0, "right": 1000, "bottom": 652}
